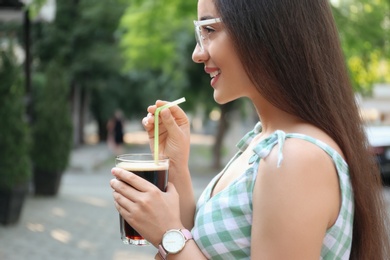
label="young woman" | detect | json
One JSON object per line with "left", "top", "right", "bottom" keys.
{"left": 110, "top": 0, "right": 390, "bottom": 259}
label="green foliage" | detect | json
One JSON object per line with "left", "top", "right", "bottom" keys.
{"left": 31, "top": 0, "right": 130, "bottom": 137}
{"left": 25, "top": 0, "right": 49, "bottom": 20}
{"left": 73, "top": 0, "right": 130, "bottom": 121}
{"left": 332, "top": 0, "right": 390, "bottom": 92}
{"left": 31, "top": 61, "right": 73, "bottom": 173}
{"left": 119, "top": 0, "right": 217, "bottom": 115}
{"left": 120, "top": 0, "right": 195, "bottom": 71}
{"left": 0, "top": 47, "right": 31, "bottom": 190}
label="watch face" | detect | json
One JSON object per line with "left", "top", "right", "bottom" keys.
{"left": 162, "top": 230, "right": 185, "bottom": 254}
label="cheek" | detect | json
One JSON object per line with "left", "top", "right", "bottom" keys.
{"left": 211, "top": 32, "right": 255, "bottom": 92}
{"left": 214, "top": 34, "right": 244, "bottom": 73}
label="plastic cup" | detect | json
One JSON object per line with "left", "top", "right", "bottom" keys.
{"left": 116, "top": 154, "right": 169, "bottom": 246}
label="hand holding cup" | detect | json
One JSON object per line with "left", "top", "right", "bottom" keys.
{"left": 111, "top": 154, "right": 182, "bottom": 247}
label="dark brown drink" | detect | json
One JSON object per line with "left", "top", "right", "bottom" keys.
{"left": 116, "top": 154, "right": 169, "bottom": 246}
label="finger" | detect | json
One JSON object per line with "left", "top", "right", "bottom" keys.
{"left": 159, "top": 109, "right": 183, "bottom": 137}
{"left": 161, "top": 100, "right": 187, "bottom": 120}
{"left": 155, "top": 100, "right": 168, "bottom": 107}
{"left": 112, "top": 189, "right": 135, "bottom": 214}
{"left": 148, "top": 100, "right": 186, "bottom": 121}
{"left": 111, "top": 167, "right": 156, "bottom": 192}
{"left": 142, "top": 112, "right": 167, "bottom": 134}
{"left": 147, "top": 100, "right": 167, "bottom": 114}
{"left": 110, "top": 178, "right": 139, "bottom": 204}
{"left": 142, "top": 113, "right": 154, "bottom": 130}
{"left": 147, "top": 105, "right": 156, "bottom": 114}
{"left": 166, "top": 182, "right": 177, "bottom": 194}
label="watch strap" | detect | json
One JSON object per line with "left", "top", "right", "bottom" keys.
{"left": 158, "top": 244, "right": 168, "bottom": 260}
{"left": 180, "top": 229, "right": 193, "bottom": 240}
{"left": 158, "top": 229, "right": 193, "bottom": 260}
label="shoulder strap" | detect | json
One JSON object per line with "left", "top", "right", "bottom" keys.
{"left": 251, "top": 130, "right": 348, "bottom": 171}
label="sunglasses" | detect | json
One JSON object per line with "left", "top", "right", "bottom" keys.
{"left": 193, "top": 18, "right": 222, "bottom": 51}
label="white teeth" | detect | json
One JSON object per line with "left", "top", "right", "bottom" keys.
{"left": 210, "top": 70, "right": 221, "bottom": 78}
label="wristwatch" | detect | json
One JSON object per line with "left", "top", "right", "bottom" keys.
{"left": 158, "top": 229, "right": 193, "bottom": 259}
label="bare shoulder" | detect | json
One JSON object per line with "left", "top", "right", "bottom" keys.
{"left": 268, "top": 136, "right": 338, "bottom": 174}
{"left": 258, "top": 136, "right": 341, "bottom": 204}
{"left": 250, "top": 136, "right": 341, "bottom": 258}
{"left": 256, "top": 136, "right": 341, "bottom": 217}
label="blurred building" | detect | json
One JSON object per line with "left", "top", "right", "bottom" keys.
{"left": 358, "top": 84, "right": 390, "bottom": 125}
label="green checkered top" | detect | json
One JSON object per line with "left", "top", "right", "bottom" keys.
{"left": 192, "top": 122, "right": 354, "bottom": 259}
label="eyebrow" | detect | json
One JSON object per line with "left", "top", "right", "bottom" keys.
{"left": 200, "top": 15, "right": 216, "bottom": 21}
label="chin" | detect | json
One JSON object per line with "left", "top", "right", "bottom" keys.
{"left": 213, "top": 93, "right": 235, "bottom": 105}
{"left": 213, "top": 94, "right": 225, "bottom": 105}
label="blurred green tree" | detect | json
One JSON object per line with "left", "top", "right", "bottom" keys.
{"left": 30, "top": 60, "right": 73, "bottom": 196}
{"left": 31, "top": 0, "right": 129, "bottom": 144}
{"left": 119, "top": 0, "right": 202, "bottom": 106}
{"left": 0, "top": 42, "right": 31, "bottom": 225}
{"left": 331, "top": 0, "right": 390, "bottom": 93}
{"left": 0, "top": 42, "right": 31, "bottom": 191}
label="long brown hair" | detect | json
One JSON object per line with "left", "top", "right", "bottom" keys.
{"left": 215, "top": 0, "right": 390, "bottom": 258}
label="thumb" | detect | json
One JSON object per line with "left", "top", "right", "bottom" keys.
{"left": 166, "top": 181, "right": 178, "bottom": 194}
{"left": 160, "top": 108, "right": 181, "bottom": 135}
{"left": 167, "top": 182, "right": 177, "bottom": 192}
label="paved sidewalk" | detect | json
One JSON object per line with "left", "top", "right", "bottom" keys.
{"left": 0, "top": 143, "right": 216, "bottom": 260}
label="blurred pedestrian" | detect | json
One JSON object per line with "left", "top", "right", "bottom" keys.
{"left": 107, "top": 110, "right": 124, "bottom": 155}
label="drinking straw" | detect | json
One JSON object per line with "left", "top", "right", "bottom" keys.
{"left": 154, "top": 97, "right": 186, "bottom": 163}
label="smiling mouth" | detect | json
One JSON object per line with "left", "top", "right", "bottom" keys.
{"left": 210, "top": 70, "right": 221, "bottom": 79}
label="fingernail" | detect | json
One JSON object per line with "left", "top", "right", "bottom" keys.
{"left": 142, "top": 117, "right": 148, "bottom": 126}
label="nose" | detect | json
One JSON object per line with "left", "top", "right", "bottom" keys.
{"left": 192, "top": 44, "right": 208, "bottom": 64}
